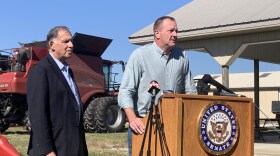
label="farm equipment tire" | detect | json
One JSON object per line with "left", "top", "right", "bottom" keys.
{"left": 0, "top": 98, "right": 10, "bottom": 133}
{"left": 95, "top": 96, "right": 126, "bottom": 133}
{"left": 83, "top": 96, "right": 126, "bottom": 133}
{"left": 83, "top": 98, "right": 100, "bottom": 132}
{"left": 0, "top": 122, "right": 9, "bottom": 133}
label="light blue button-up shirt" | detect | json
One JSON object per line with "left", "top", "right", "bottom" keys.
{"left": 49, "top": 53, "right": 81, "bottom": 116}
{"left": 118, "top": 42, "right": 197, "bottom": 117}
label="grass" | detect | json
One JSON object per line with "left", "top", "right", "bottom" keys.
{"left": 3, "top": 126, "right": 128, "bottom": 156}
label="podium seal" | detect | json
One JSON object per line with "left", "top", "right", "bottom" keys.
{"left": 197, "top": 102, "right": 239, "bottom": 155}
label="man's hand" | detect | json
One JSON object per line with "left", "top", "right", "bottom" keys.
{"left": 124, "top": 108, "right": 145, "bottom": 134}
{"left": 47, "top": 151, "right": 56, "bottom": 156}
{"left": 129, "top": 117, "right": 145, "bottom": 134}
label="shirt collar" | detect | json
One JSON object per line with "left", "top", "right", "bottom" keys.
{"left": 152, "top": 42, "right": 172, "bottom": 58}
{"left": 49, "top": 52, "right": 69, "bottom": 71}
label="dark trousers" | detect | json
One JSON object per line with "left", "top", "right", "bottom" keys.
{"left": 78, "top": 124, "right": 88, "bottom": 156}
{"left": 128, "top": 126, "right": 132, "bottom": 156}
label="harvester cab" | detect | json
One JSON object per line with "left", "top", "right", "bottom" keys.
{"left": 103, "top": 60, "right": 125, "bottom": 95}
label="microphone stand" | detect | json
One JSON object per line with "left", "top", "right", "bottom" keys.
{"left": 139, "top": 86, "right": 170, "bottom": 156}
{"left": 153, "top": 99, "right": 170, "bottom": 156}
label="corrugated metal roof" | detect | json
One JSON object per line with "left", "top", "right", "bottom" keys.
{"left": 194, "top": 71, "right": 280, "bottom": 89}
{"left": 130, "top": 0, "right": 280, "bottom": 41}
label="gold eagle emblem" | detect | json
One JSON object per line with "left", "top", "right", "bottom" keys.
{"left": 208, "top": 120, "right": 229, "bottom": 143}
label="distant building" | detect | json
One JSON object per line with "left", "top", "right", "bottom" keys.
{"left": 194, "top": 71, "right": 280, "bottom": 118}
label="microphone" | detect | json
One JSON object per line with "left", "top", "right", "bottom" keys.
{"left": 196, "top": 79, "right": 210, "bottom": 95}
{"left": 148, "top": 80, "right": 160, "bottom": 95}
{"left": 202, "top": 74, "right": 235, "bottom": 94}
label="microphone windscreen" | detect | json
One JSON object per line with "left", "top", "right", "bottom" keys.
{"left": 150, "top": 80, "right": 158, "bottom": 84}
{"left": 202, "top": 74, "right": 212, "bottom": 83}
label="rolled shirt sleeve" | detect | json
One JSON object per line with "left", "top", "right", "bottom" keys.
{"left": 118, "top": 51, "right": 140, "bottom": 109}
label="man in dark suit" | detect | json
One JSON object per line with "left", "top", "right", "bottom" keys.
{"left": 27, "top": 26, "right": 88, "bottom": 156}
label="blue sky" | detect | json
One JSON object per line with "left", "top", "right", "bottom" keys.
{"left": 1, "top": 1, "right": 279, "bottom": 82}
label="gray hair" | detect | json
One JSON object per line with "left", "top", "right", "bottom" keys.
{"left": 46, "top": 26, "right": 71, "bottom": 48}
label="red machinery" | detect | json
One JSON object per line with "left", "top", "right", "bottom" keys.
{"left": 0, "top": 33, "right": 126, "bottom": 134}
{"left": 0, "top": 134, "right": 20, "bottom": 156}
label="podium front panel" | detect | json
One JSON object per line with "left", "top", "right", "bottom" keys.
{"left": 182, "top": 96, "right": 254, "bottom": 155}
{"left": 132, "top": 94, "right": 254, "bottom": 156}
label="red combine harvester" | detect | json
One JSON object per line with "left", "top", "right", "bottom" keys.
{"left": 0, "top": 33, "right": 126, "bottom": 134}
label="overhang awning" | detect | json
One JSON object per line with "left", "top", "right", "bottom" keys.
{"left": 129, "top": 0, "right": 280, "bottom": 64}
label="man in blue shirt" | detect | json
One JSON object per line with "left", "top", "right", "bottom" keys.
{"left": 118, "top": 16, "right": 197, "bottom": 155}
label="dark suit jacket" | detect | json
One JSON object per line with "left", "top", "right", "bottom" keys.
{"left": 27, "top": 54, "right": 88, "bottom": 156}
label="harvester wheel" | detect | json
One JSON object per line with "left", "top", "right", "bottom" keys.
{"left": 0, "top": 99, "right": 10, "bottom": 133}
{"left": 0, "top": 122, "right": 9, "bottom": 133}
{"left": 95, "top": 96, "right": 126, "bottom": 133}
{"left": 83, "top": 98, "right": 99, "bottom": 132}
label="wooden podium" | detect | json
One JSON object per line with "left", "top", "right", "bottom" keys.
{"left": 132, "top": 94, "right": 254, "bottom": 156}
